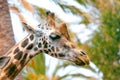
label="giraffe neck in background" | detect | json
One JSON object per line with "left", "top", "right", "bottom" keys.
{"left": 0, "top": 34, "right": 42, "bottom": 80}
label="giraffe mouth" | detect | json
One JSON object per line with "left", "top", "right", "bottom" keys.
{"left": 63, "top": 49, "right": 89, "bottom": 66}
{"left": 75, "top": 60, "right": 85, "bottom": 66}
{"left": 74, "top": 55, "right": 90, "bottom": 66}
{"left": 68, "top": 49, "right": 89, "bottom": 66}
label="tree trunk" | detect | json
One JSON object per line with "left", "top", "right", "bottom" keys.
{"left": 0, "top": 0, "right": 15, "bottom": 56}
{"left": 0, "top": 0, "right": 24, "bottom": 80}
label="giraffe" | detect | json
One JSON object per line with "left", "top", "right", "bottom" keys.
{"left": 0, "top": 11, "right": 89, "bottom": 80}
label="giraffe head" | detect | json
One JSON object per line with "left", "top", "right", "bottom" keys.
{"left": 23, "top": 11, "right": 89, "bottom": 66}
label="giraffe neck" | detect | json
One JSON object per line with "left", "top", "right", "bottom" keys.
{"left": 0, "top": 33, "right": 45, "bottom": 80}
{"left": 0, "top": 24, "right": 60, "bottom": 80}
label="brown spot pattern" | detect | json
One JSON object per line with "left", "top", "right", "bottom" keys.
{"left": 30, "top": 34, "right": 34, "bottom": 41}
{"left": 29, "top": 55, "right": 33, "bottom": 59}
{"left": 38, "top": 43, "right": 42, "bottom": 48}
{"left": 34, "top": 47, "right": 38, "bottom": 51}
{"left": 44, "top": 42, "right": 48, "bottom": 48}
{"left": 51, "top": 46, "right": 54, "bottom": 52}
{"left": 14, "top": 51, "right": 23, "bottom": 60}
{"left": 58, "top": 53, "right": 65, "bottom": 57}
{"left": 44, "top": 50, "right": 48, "bottom": 54}
{"left": 26, "top": 44, "right": 34, "bottom": 50}
{"left": 48, "top": 49, "right": 51, "bottom": 52}
{"left": 39, "top": 50, "right": 42, "bottom": 53}
{"left": 21, "top": 38, "right": 29, "bottom": 48}
{"left": 20, "top": 53, "right": 28, "bottom": 66}
{"left": 51, "top": 53, "right": 54, "bottom": 56}
{"left": 5, "top": 63, "right": 17, "bottom": 77}
{"left": 54, "top": 54, "right": 57, "bottom": 57}
{"left": 14, "top": 47, "right": 20, "bottom": 54}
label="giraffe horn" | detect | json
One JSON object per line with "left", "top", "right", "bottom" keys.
{"left": 46, "top": 11, "right": 55, "bottom": 26}
{"left": 46, "top": 11, "right": 55, "bottom": 19}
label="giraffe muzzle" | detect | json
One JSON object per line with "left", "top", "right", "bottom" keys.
{"left": 73, "top": 50, "right": 90, "bottom": 66}
{"left": 75, "top": 55, "right": 89, "bottom": 66}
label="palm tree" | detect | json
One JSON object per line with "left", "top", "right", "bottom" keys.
{"left": 0, "top": 0, "right": 15, "bottom": 56}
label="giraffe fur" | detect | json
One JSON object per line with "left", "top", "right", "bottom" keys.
{"left": 0, "top": 11, "right": 89, "bottom": 80}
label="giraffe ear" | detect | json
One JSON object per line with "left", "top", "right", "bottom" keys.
{"left": 0, "top": 56, "right": 10, "bottom": 69}
{"left": 58, "top": 23, "right": 71, "bottom": 41}
{"left": 22, "top": 22, "right": 35, "bottom": 33}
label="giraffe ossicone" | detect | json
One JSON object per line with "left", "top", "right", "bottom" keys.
{"left": 0, "top": 11, "right": 89, "bottom": 80}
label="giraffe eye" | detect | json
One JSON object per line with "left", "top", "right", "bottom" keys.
{"left": 49, "top": 34, "right": 61, "bottom": 40}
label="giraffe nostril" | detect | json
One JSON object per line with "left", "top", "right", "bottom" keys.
{"left": 80, "top": 51, "right": 86, "bottom": 56}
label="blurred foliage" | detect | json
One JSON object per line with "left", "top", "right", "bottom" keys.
{"left": 55, "top": 0, "right": 91, "bottom": 24}
{"left": 86, "top": 0, "right": 120, "bottom": 80}
{"left": 54, "top": 0, "right": 120, "bottom": 79}
{"left": 10, "top": 0, "right": 120, "bottom": 80}
{"left": 23, "top": 54, "right": 46, "bottom": 80}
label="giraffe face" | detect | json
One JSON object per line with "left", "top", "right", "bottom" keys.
{"left": 41, "top": 25, "right": 89, "bottom": 66}
{"left": 23, "top": 11, "right": 89, "bottom": 66}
